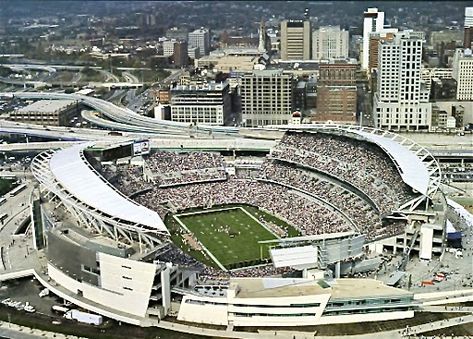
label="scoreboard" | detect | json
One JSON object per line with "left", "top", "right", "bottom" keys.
{"left": 132, "top": 140, "right": 150, "bottom": 156}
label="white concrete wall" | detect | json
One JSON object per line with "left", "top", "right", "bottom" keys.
{"left": 228, "top": 294, "right": 331, "bottom": 327}
{"left": 420, "top": 224, "right": 434, "bottom": 260}
{"left": 414, "top": 288, "right": 473, "bottom": 300}
{"left": 161, "top": 267, "right": 171, "bottom": 314}
{"left": 318, "top": 310, "right": 414, "bottom": 324}
{"left": 176, "top": 291, "right": 417, "bottom": 327}
{"left": 98, "top": 253, "right": 156, "bottom": 317}
{"left": 47, "top": 252, "right": 156, "bottom": 318}
{"left": 178, "top": 295, "right": 229, "bottom": 325}
{"left": 35, "top": 269, "right": 143, "bottom": 326}
{"left": 178, "top": 290, "right": 334, "bottom": 327}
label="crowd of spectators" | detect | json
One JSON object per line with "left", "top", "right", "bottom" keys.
{"left": 258, "top": 161, "right": 387, "bottom": 240}
{"left": 136, "top": 179, "right": 352, "bottom": 237}
{"left": 145, "top": 151, "right": 226, "bottom": 187}
{"left": 108, "top": 132, "right": 418, "bottom": 275}
{"left": 272, "top": 132, "right": 416, "bottom": 215}
{"left": 155, "top": 244, "right": 293, "bottom": 280}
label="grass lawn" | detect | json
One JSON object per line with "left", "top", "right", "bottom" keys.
{"left": 451, "top": 197, "right": 473, "bottom": 213}
{"left": 175, "top": 207, "right": 277, "bottom": 269}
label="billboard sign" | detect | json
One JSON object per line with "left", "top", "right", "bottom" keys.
{"left": 133, "top": 140, "right": 150, "bottom": 156}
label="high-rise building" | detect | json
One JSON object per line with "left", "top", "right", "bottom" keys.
{"left": 452, "top": 48, "right": 473, "bottom": 100}
{"left": 373, "top": 31, "right": 432, "bottom": 131}
{"left": 312, "top": 26, "right": 349, "bottom": 60}
{"left": 280, "top": 19, "right": 311, "bottom": 60}
{"left": 188, "top": 46, "right": 200, "bottom": 60}
{"left": 188, "top": 28, "right": 210, "bottom": 56}
{"left": 170, "top": 81, "right": 231, "bottom": 126}
{"left": 163, "top": 39, "right": 176, "bottom": 57}
{"left": 368, "top": 29, "right": 398, "bottom": 73}
{"left": 258, "top": 19, "right": 267, "bottom": 53}
{"left": 241, "top": 69, "right": 293, "bottom": 126}
{"left": 173, "top": 41, "right": 188, "bottom": 67}
{"left": 315, "top": 63, "right": 357, "bottom": 123}
{"left": 464, "top": 7, "right": 473, "bottom": 49}
{"left": 362, "top": 8, "right": 385, "bottom": 70}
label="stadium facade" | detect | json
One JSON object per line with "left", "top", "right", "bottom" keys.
{"left": 28, "top": 125, "right": 449, "bottom": 329}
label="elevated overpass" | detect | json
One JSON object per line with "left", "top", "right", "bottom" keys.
{"left": 0, "top": 141, "right": 80, "bottom": 152}
{"left": 0, "top": 138, "right": 276, "bottom": 153}
{"left": 1, "top": 92, "right": 239, "bottom": 136}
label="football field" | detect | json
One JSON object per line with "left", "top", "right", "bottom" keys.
{"left": 174, "top": 207, "right": 277, "bottom": 269}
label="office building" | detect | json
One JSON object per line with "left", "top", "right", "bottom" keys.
{"left": 315, "top": 63, "right": 357, "bottom": 123}
{"left": 452, "top": 48, "right": 473, "bottom": 101}
{"left": 316, "top": 86, "right": 357, "bottom": 123}
{"left": 318, "top": 63, "right": 357, "bottom": 85}
{"left": 188, "top": 28, "right": 210, "bottom": 56}
{"left": 173, "top": 41, "right": 188, "bottom": 67}
{"left": 188, "top": 46, "right": 200, "bottom": 60}
{"left": 312, "top": 26, "right": 349, "bottom": 60}
{"left": 9, "top": 100, "right": 77, "bottom": 126}
{"left": 362, "top": 8, "right": 385, "bottom": 70}
{"left": 368, "top": 29, "right": 398, "bottom": 73}
{"left": 258, "top": 19, "right": 271, "bottom": 53}
{"left": 162, "top": 39, "right": 176, "bottom": 57}
{"left": 241, "top": 69, "right": 293, "bottom": 126}
{"left": 465, "top": 7, "right": 473, "bottom": 48}
{"left": 170, "top": 81, "right": 231, "bottom": 125}
{"left": 280, "top": 19, "right": 311, "bottom": 60}
{"left": 373, "top": 31, "right": 432, "bottom": 131}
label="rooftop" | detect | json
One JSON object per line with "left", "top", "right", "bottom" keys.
{"left": 230, "top": 278, "right": 329, "bottom": 298}
{"left": 229, "top": 277, "right": 412, "bottom": 300}
{"left": 49, "top": 143, "right": 167, "bottom": 232}
{"left": 17, "top": 100, "right": 75, "bottom": 113}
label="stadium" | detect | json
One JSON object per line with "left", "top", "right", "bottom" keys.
{"left": 24, "top": 124, "right": 470, "bottom": 332}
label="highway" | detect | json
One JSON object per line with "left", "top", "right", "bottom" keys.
{"left": 80, "top": 110, "right": 202, "bottom": 137}
{"left": 0, "top": 137, "right": 276, "bottom": 153}
{"left": 0, "top": 119, "right": 177, "bottom": 141}
{"left": 0, "top": 91, "right": 239, "bottom": 135}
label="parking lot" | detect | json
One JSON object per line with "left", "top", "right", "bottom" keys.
{"left": 0, "top": 276, "right": 59, "bottom": 316}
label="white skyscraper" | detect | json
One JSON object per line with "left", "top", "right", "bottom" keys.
{"left": 362, "top": 8, "right": 385, "bottom": 70}
{"left": 162, "top": 39, "right": 176, "bottom": 57}
{"left": 312, "top": 26, "right": 349, "bottom": 60}
{"left": 452, "top": 48, "right": 473, "bottom": 100}
{"left": 465, "top": 7, "right": 473, "bottom": 27}
{"left": 374, "top": 31, "right": 432, "bottom": 131}
{"left": 188, "top": 28, "right": 210, "bottom": 56}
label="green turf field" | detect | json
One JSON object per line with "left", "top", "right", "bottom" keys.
{"left": 175, "top": 207, "right": 277, "bottom": 269}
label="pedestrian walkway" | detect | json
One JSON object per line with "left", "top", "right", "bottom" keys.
{"left": 156, "top": 314, "right": 473, "bottom": 339}
{"left": 0, "top": 320, "right": 86, "bottom": 339}
{"left": 422, "top": 305, "right": 473, "bottom": 313}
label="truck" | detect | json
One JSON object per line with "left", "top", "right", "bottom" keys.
{"left": 51, "top": 305, "right": 70, "bottom": 314}
{"left": 64, "top": 309, "right": 103, "bottom": 325}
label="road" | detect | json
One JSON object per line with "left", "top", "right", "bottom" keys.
{"left": 99, "top": 69, "right": 119, "bottom": 83}
{"left": 122, "top": 71, "right": 140, "bottom": 84}
{"left": 0, "top": 91, "right": 239, "bottom": 135}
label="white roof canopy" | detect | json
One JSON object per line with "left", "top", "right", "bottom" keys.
{"left": 350, "top": 130, "right": 430, "bottom": 195}
{"left": 49, "top": 143, "right": 167, "bottom": 232}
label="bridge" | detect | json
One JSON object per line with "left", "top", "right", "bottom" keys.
{"left": 0, "top": 92, "right": 239, "bottom": 136}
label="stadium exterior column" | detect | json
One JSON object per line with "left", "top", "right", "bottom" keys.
{"left": 335, "top": 261, "right": 341, "bottom": 278}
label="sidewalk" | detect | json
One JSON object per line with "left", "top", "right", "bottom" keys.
{"left": 0, "top": 320, "right": 86, "bottom": 339}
